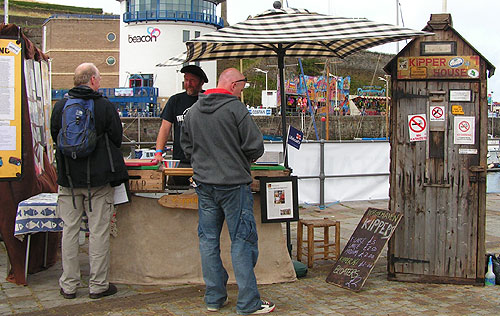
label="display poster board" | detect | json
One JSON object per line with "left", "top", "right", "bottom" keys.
{"left": 25, "top": 59, "right": 49, "bottom": 175}
{"left": 259, "top": 176, "right": 299, "bottom": 223}
{"left": 40, "top": 60, "right": 54, "bottom": 164}
{"left": 0, "top": 38, "right": 23, "bottom": 179}
{"left": 326, "top": 208, "right": 402, "bottom": 292}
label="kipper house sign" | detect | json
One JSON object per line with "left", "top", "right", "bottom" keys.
{"left": 397, "top": 56, "right": 480, "bottom": 79}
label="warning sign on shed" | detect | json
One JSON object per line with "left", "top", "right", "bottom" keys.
{"left": 430, "top": 105, "right": 445, "bottom": 122}
{"left": 408, "top": 114, "right": 427, "bottom": 142}
{"left": 454, "top": 116, "right": 475, "bottom": 145}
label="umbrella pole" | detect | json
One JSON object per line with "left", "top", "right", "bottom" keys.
{"left": 278, "top": 47, "right": 288, "bottom": 169}
{"left": 278, "top": 47, "right": 292, "bottom": 257}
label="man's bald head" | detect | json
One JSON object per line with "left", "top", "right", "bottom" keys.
{"left": 74, "top": 63, "right": 101, "bottom": 91}
{"left": 217, "top": 68, "right": 247, "bottom": 97}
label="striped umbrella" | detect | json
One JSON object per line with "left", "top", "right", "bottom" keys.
{"left": 158, "top": 7, "right": 431, "bottom": 166}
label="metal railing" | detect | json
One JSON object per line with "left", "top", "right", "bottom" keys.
{"left": 123, "top": 10, "right": 223, "bottom": 27}
{"left": 44, "top": 14, "right": 119, "bottom": 24}
{"left": 52, "top": 87, "right": 159, "bottom": 101}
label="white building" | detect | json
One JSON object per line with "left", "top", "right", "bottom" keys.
{"left": 116, "top": 0, "right": 225, "bottom": 102}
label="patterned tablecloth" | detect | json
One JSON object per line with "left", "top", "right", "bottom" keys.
{"left": 15, "top": 193, "right": 87, "bottom": 241}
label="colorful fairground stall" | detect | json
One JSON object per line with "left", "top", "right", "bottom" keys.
{"left": 352, "top": 86, "right": 391, "bottom": 116}
{"left": 279, "top": 75, "right": 351, "bottom": 115}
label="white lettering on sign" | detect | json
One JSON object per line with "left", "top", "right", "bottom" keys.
{"left": 248, "top": 108, "right": 272, "bottom": 116}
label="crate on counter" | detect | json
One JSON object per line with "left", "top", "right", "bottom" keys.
{"left": 128, "top": 169, "right": 165, "bottom": 192}
{"left": 125, "top": 159, "right": 165, "bottom": 192}
{"left": 250, "top": 165, "right": 290, "bottom": 192}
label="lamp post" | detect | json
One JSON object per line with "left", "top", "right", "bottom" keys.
{"left": 254, "top": 67, "right": 268, "bottom": 91}
{"left": 378, "top": 75, "right": 390, "bottom": 139}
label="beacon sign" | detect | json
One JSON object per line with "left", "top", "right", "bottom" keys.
{"left": 128, "top": 27, "right": 161, "bottom": 44}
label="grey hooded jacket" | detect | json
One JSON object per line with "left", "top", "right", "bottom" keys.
{"left": 180, "top": 90, "right": 264, "bottom": 185}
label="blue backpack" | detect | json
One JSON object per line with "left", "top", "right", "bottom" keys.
{"left": 57, "top": 98, "right": 97, "bottom": 159}
{"left": 57, "top": 97, "right": 101, "bottom": 212}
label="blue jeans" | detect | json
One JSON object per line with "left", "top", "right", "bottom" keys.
{"left": 195, "top": 183, "right": 261, "bottom": 314}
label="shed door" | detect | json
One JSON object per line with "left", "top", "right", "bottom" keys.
{"left": 390, "top": 80, "right": 483, "bottom": 281}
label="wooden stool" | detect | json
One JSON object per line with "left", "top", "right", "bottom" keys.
{"left": 297, "top": 218, "right": 340, "bottom": 268}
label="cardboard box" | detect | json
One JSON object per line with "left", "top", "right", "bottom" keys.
{"left": 128, "top": 169, "right": 164, "bottom": 192}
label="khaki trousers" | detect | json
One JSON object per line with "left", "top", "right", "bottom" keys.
{"left": 56, "top": 184, "right": 114, "bottom": 294}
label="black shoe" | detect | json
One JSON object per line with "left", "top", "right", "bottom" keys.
{"left": 89, "top": 283, "right": 117, "bottom": 299}
{"left": 60, "top": 288, "right": 76, "bottom": 299}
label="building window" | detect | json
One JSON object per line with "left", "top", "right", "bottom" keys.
{"left": 195, "top": 31, "right": 200, "bottom": 38}
{"left": 129, "top": 74, "right": 153, "bottom": 87}
{"left": 106, "top": 56, "right": 116, "bottom": 66}
{"left": 183, "top": 30, "right": 190, "bottom": 42}
{"left": 106, "top": 32, "right": 116, "bottom": 42}
{"left": 125, "top": 0, "right": 221, "bottom": 28}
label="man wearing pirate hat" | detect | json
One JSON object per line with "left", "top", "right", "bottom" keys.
{"left": 154, "top": 65, "right": 208, "bottom": 186}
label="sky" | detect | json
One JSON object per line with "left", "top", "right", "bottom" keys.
{"left": 38, "top": 0, "right": 499, "bottom": 100}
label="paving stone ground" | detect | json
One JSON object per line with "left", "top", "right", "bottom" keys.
{"left": 2, "top": 195, "right": 500, "bottom": 315}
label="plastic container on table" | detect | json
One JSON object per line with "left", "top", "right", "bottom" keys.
{"left": 163, "top": 160, "right": 180, "bottom": 168}
{"left": 125, "top": 159, "right": 160, "bottom": 170}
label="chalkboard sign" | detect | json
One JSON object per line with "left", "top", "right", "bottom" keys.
{"left": 326, "top": 207, "right": 402, "bottom": 291}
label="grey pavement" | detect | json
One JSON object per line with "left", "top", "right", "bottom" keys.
{"left": 2, "top": 195, "right": 500, "bottom": 315}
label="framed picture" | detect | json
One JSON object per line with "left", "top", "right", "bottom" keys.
{"left": 260, "top": 176, "right": 299, "bottom": 223}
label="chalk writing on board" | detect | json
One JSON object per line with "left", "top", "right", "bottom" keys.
{"left": 326, "top": 208, "right": 403, "bottom": 291}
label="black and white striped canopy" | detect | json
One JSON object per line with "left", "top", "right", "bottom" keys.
{"left": 158, "top": 8, "right": 431, "bottom": 66}
{"left": 157, "top": 7, "right": 431, "bottom": 168}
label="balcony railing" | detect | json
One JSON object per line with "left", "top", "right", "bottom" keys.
{"left": 52, "top": 87, "right": 158, "bottom": 101}
{"left": 123, "top": 10, "right": 224, "bottom": 28}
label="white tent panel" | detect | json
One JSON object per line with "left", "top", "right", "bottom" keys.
{"left": 263, "top": 141, "right": 390, "bottom": 204}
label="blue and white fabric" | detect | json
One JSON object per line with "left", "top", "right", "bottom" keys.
{"left": 15, "top": 193, "right": 88, "bottom": 241}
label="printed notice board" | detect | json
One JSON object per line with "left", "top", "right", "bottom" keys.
{"left": 0, "top": 38, "right": 23, "bottom": 179}
{"left": 326, "top": 208, "right": 402, "bottom": 292}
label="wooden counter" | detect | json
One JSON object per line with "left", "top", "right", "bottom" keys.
{"left": 126, "top": 163, "right": 290, "bottom": 193}
{"left": 109, "top": 193, "right": 296, "bottom": 285}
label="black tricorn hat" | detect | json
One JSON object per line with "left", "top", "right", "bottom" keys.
{"left": 180, "top": 65, "right": 208, "bottom": 83}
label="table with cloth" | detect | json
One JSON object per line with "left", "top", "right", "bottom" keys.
{"left": 14, "top": 193, "right": 88, "bottom": 280}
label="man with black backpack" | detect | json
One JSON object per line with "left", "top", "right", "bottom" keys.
{"left": 50, "top": 63, "right": 128, "bottom": 300}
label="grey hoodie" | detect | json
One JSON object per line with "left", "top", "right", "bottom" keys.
{"left": 180, "top": 91, "right": 264, "bottom": 185}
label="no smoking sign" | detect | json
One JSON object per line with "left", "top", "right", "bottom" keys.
{"left": 454, "top": 116, "right": 475, "bottom": 145}
{"left": 430, "top": 105, "right": 445, "bottom": 121}
{"left": 408, "top": 114, "right": 428, "bottom": 142}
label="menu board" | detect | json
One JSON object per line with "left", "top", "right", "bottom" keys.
{"left": 0, "top": 38, "right": 23, "bottom": 179}
{"left": 326, "top": 208, "right": 402, "bottom": 292}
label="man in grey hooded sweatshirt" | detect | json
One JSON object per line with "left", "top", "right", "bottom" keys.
{"left": 180, "top": 68, "right": 275, "bottom": 315}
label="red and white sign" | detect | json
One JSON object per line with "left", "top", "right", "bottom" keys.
{"left": 408, "top": 114, "right": 427, "bottom": 142}
{"left": 454, "top": 116, "right": 475, "bottom": 145}
{"left": 430, "top": 105, "right": 445, "bottom": 122}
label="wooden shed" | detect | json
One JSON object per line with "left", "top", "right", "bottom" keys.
{"left": 384, "top": 14, "right": 495, "bottom": 284}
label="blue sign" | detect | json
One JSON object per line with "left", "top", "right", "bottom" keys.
{"left": 248, "top": 108, "right": 272, "bottom": 116}
{"left": 287, "top": 125, "right": 303, "bottom": 150}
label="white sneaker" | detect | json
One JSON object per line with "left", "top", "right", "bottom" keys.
{"left": 207, "top": 297, "right": 229, "bottom": 312}
{"left": 248, "top": 300, "right": 276, "bottom": 314}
